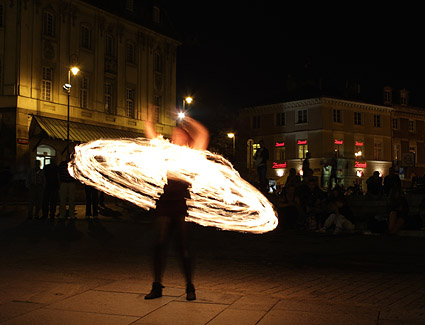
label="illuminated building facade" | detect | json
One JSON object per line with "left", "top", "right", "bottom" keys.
{"left": 239, "top": 95, "right": 425, "bottom": 190}
{"left": 0, "top": 0, "right": 179, "bottom": 178}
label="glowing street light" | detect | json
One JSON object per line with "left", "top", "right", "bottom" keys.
{"left": 227, "top": 132, "right": 235, "bottom": 156}
{"left": 63, "top": 66, "right": 79, "bottom": 157}
{"left": 183, "top": 96, "right": 193, "bottom": 111}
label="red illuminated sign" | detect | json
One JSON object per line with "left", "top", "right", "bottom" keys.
{"left": 272, "top": 162, "right": 287, "bottom": 169}
{"left": 297, "top": 140, "right": 307, "bottom": 145}
{"left": 354, "top": 161, "right": 367, "bottom": 168}
{"left": 275, "top": 142, "right": 285, "bottom": 147}
{"left": 17, "top": 138, "right": 29, "bottom": 144}
{"left": 334, "top": 139, "right": 343, "bottom": 145}
{"left": 355, "top": 141, "right": 364, "bottom": 146}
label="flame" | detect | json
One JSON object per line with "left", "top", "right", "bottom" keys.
{"left": 68, "top": 137, "right": 278, "bottom": 233}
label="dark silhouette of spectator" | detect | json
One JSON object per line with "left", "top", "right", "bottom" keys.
{"left": 285, "top": 167, "right": 301, "bottom": 189}
{"left": 254, "top": 140, "right": 269, "bottom": 192}
{"left": 26, "top": 159, "right": 45, "bottom": 219}
{"left": 321, "top": 186, "right": 355, "bottom": 234}
{"left": 366, "top": 171, "right": 383, "bottom": 199}
{"left": 85, "top": 185, "right": 99, "bottom": 219}
{"left": 299, "top": 176, "right": 326, "bottom": 230}
{"left": 0, "top": 163, "right": 13, "bottom": 209}
{"left": 58, "top": 157, "right": 76, "bottom": 220}
{"left": 387, "top": 184, "right": 409, "bottom": 234}
{"left": 383, "top": 167, "right": 401, "bottom": 197}
{"left": 144, "top": 116, "right": 209, "bottom": 301}
{"left": 302, "top": 152, "right": 311, "bottom": 173}
{"left": 277, "top": 183, "right": 301, "bottom": 230}
{"left": 328, "top": 152, "right": 338, "bottom": 190}
{"left": 42, "top": 158, "right": 59, "bottom": 220}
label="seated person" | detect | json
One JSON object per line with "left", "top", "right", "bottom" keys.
{"left": 277, "top": 183, "right": 301, "bottom": 230}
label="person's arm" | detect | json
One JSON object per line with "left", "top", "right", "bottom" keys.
{"left": 181, "top": 116, "right": 209, "bottom": 150}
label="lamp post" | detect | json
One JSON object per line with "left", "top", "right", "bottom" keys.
{"left": 182, "top": 96, "right": 193, "bottom": 112}
{"left": 63, "top": 66, "right": 79, "bottom": 157}
{"left": 227, "top": 132, "right": 235, "bottom": 156}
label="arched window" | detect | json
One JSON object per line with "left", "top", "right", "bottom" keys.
{"left": 36, "top": 144, "right": 56, "bottom": 169}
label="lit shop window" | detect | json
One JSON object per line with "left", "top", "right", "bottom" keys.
{"left": 355, "top": 141, "right": 364, "bottom": 160}
{"left": 297, "top": 139, "right": 308, "bottom": 159}
{"left": 334, "top": 139, "right": 343, "bottom": 157}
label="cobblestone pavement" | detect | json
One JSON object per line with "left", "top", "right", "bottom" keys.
{"left": 1, "top": 203, "right": 425, "bottom": 324}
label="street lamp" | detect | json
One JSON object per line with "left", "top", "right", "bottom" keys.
{"left": 182, "top": 96, "right": 193, "bottom": 113}
{"left": 63, "top": 66, "right": 79, "bottom": 157}
{"left": 227, "top": 132, "right": 235, "bottom": 156}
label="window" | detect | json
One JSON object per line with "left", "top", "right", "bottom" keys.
{"left": 42, "top": 11, "right": 55, "bottom": 37}
{"left": 80, "top": 77, "right": 88, "bottom": 108}
{"left": 374, "top": 142, "right": 382, "bottom": 160}
{"left": 400, "top": 89, "right": 408, "bottom": 106}
{"left": 126, "top": 88, "right": 135, "bottom": 118}
{"left": 409, "top": 120, "right": 416, "bottom": 132}
{"left": 275, "top": 147, "right": 285, "bottom": 161}
{"left": 36, "top": 144, "right": 56, "bottom": 169}
{"left": 333, "top": 109, "right": 341, "bottom": 123}
{"left": 104, "top": 83, "right": 113, "bottom": 114}
{"left": 252, "top": 116, "right": 260, "bottom": 129}
{"left": 393, "top": 144, "right": 400, "bottom": 161}
{"left": 152, "top": 5, "right": 160, "bottom": 23}
{"left": 373, "top": 114, "right": 381, "bottom": 128}
{"left": 105, "top": 34, "right": 114, "bottom": 57}
{"left": 276, "top": 112, "right": 285, "bottom": 126}
{"left": 296, "top": 109, "right": 307, "bottom": 124}
{"left": 154, "top": 96, "right": 161, "bottom": 122}
{"left": 355, "top": 143, "right": 364, "bottom": 160}
{"left": 384, "top": 87, "right": 392, "bottom": 104}
{"left": 154, "top": 52, "right": 162, "bottom": 72}
{"left": 125, "top": 0, "right": 134, "bottom": 11}
{"left": 354, "top": 112, "right": 362, "bottom": 125}
{"left": 42, "top": 67, "right": 52, "bottom": 101}
{"left": 392, "top": 118, "right": 399, "bottom": 130}
{"left": 334, "top": 141, "right": 343, "bottom": 157}
{"left": 410, "top": 145, "right": 417, "bottom": 163}
{"left": 126, "top": 41, "right": 135, "bottom": 63}
{"left": 81, "top": 25, "right": 91, "bottom": 49}
{"left": 298, "top": 142, "right": 308, "bottom": 159}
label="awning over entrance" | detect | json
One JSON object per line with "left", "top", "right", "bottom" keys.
{"left": 30, "top": 115, "right": 144, "bottom": 143}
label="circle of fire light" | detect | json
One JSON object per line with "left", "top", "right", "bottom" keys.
{"left": 68, "top": 137, "right": 278, "bottom": 233}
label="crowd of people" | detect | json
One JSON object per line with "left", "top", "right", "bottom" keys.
{"left": 275, "top": 165, "right": 421, "bottom": 235}
{"left": 25, "top": 157, "right": 101, "bottom": 221}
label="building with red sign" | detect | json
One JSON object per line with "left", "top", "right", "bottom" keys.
{"left": 238, "top": 94, "right": 425, "bottom": 190}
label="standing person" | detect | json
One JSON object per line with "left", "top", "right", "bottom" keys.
{"left": 387, "top": 183, "right": 409, "bottom": 234}
{"left": 58, "top": 157, "right": 76, "bottom": 220}
{"left": 42, "top": 158, "right": 59, "bottom": 220}
{"left": 383, "top": 167, "right": 401, "bottom": 197}
{"left": 328, "top": 152, "right": 338, "bottom": 190}
{"left": 254, "top": 140, "right": 269, "bottom": 192}
{"left": 366, "top": 171, "right": 383, "bottom": 199}
{"left": 26, "top": 159, "right": 45, "bottom": 219}
{"left": 285, "top": 167, "right": 301, "bottom": 189}
{"left": 144, "top": 116, "right": 209, "bottom": 301}
{"left": 302, "top": 151, "right": 311, "bottom": 174}
{"left": 85, "top": 184, "right": 99, "bottom": 219}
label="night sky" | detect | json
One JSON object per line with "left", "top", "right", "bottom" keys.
{"left": 163, "top": 3, "right": 425, "bottom": 124}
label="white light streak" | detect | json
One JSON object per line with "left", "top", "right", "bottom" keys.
{"left": 69, "top": 137, "right": 278, "bottom": 234}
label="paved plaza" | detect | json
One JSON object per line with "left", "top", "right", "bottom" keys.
{"left": 1, "top": 203, "right": 425, "bottom": 324}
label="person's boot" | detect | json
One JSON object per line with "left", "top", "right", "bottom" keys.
{"left": 186, "top": 283, "right": 196, "bottom": 301}
{"left": 144, "top": 282, "right": 164, "bottom": 300}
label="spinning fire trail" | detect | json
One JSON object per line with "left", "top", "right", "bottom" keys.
{"left": 68, "top": 137, "right": 278, "bottom": 234}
